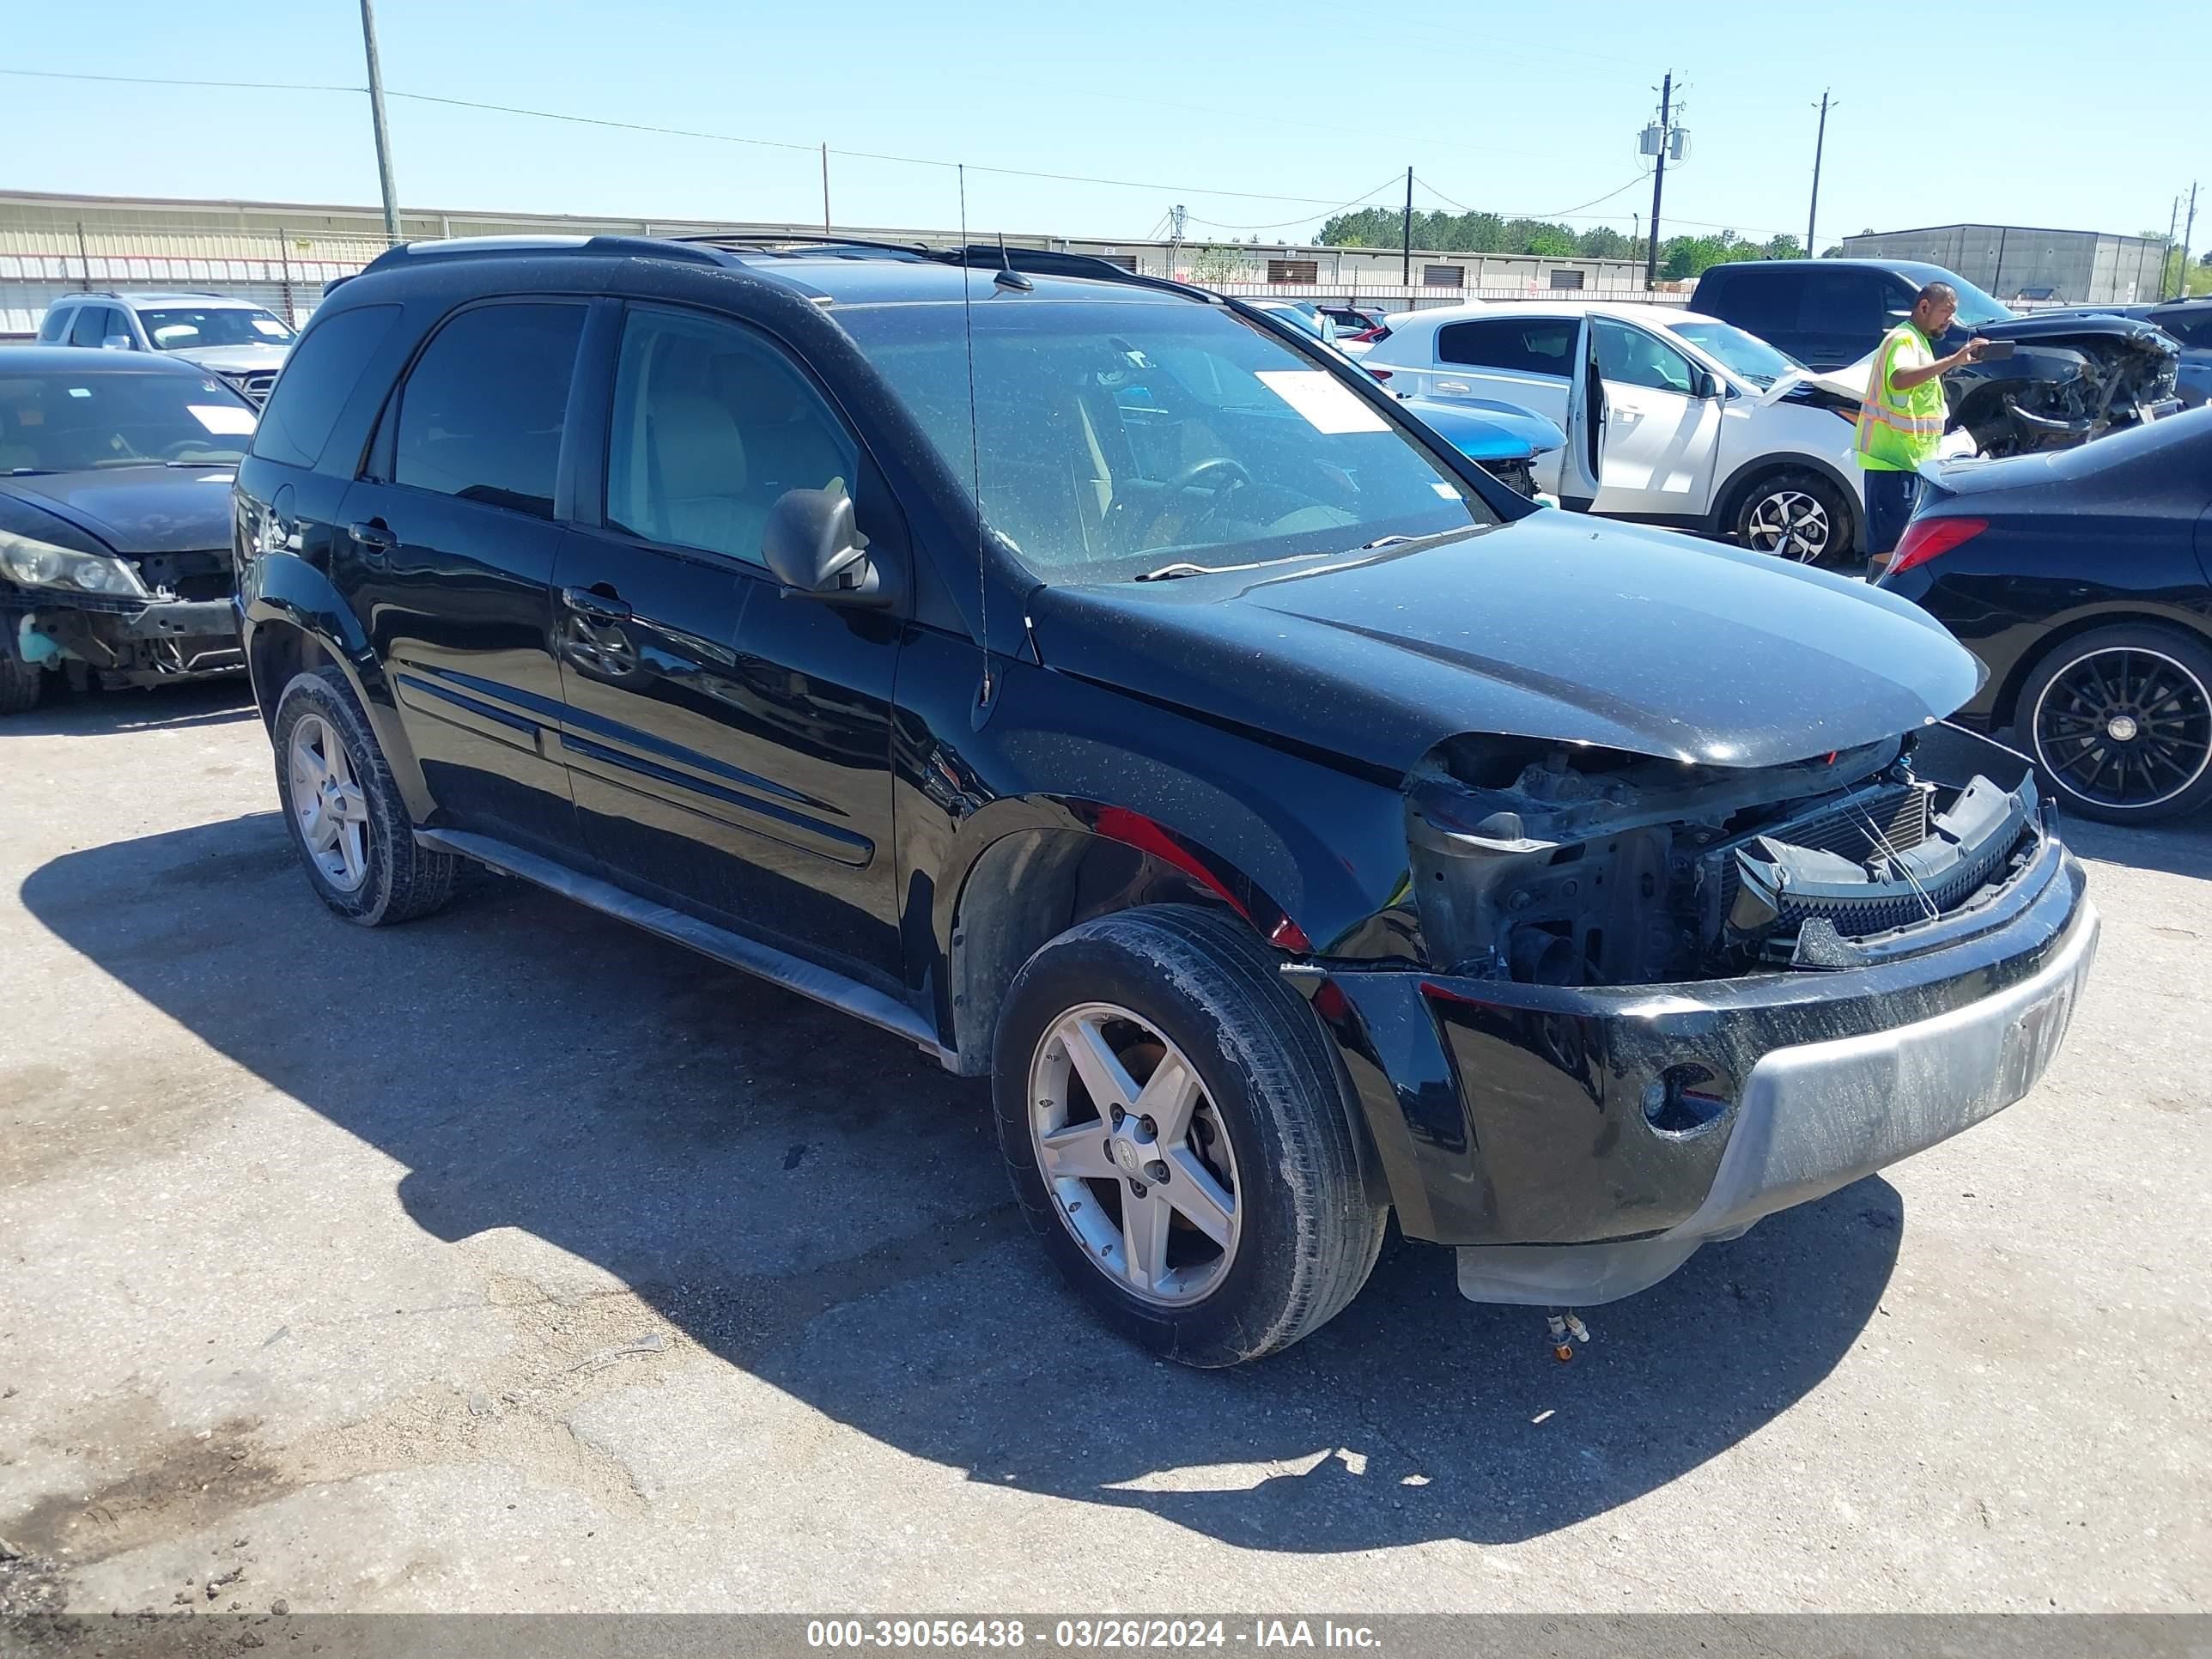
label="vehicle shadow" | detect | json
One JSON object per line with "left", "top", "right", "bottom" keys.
{"left": 19, "top": 812, "right": 1900, "bottom": 1551}
{"left": 2059, "top": 814, "right": 2212, "bottom": 883}
{"left": 0, "top": 678, "right": 257, "bottom": 739}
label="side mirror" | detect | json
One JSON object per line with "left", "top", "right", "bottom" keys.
{"left": 1692, "top": 368, "right": 1722, "bottom": 399}
{"left": 762, "top": 483, "right": 886, "bottom": 606}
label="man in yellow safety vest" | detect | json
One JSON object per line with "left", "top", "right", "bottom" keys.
{"left": 1856, "top": 280, "right": 1987, "bottom": 566}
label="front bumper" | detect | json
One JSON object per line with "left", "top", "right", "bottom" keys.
{"left": 1294, "top": 834, "right": 2095, "bottom": 1304}
{"left": 7, "top": 595, "right": 243, "bottom": 682}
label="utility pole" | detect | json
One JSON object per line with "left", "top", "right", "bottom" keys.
{"left": 357, "top": 0, "right": 401, "bottom": 243}
{"left": 1806, "top": 91, "right": 1831, "bottom": 257}
{"left": 2178, "top": 182, "right": 2199, "bottom": 301}
{"left": 1644, "top": 72, "right": 1672, "bottom": 289}
{"left": 820, "top": 143, "right": 831, "bottom": 234}
{"left": 1401, "top": 167, "right": 1413, "bottom": 288}
{"left": 2161, "top": 194, "right": 2181, "bottom": 299}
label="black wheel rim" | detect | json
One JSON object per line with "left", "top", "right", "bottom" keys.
{"left": 2032, "top": 646, "right": 2212, "bottom": 811}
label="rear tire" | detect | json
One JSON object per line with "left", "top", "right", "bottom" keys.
{"left": 272, "top": 666, "right": 463, "bottom": 924}
{"left": 0, "top": 654, "right": 43, "bottom": 715}
{"left": 2015, "top": 624, "right": 2212, "bottom": 824}
{"left": 993, "top": 904, "right": 1386, "bottom": 1367}
{"left": 1734, "top": 467, "right": 1853, "bottom": 566}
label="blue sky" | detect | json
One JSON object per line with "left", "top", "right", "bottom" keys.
{"left": 7, "top": 0, "right": 2206, "bottom": 258}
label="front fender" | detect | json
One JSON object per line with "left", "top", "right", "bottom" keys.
{"left": 241, "top": 551, "right": 431, "bottom": 818}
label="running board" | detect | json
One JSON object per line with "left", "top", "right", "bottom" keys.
{"left": 416, "top": 827, "right": 956, "bottom": 1068}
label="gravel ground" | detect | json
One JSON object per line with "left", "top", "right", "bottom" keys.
{"left": 1, "top": 679, "right": 2207, "bottom": 1616}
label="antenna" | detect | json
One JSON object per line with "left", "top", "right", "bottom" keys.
{"left": 958, "top": 165, "right": 992, "bottom": 708}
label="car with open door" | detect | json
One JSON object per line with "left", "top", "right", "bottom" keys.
{"left": 232, "top": 235, "right": 2096, "bottom": 1364}
{"left": 1356, "top": 300, "right": 1975, "bottom": 564}
{"left": 1875, "top": 406, "right": 2212, "bottom": 823}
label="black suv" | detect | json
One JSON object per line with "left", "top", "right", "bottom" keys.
{"left": 234, "top": 236, "right": 2098, "bottom": 1364}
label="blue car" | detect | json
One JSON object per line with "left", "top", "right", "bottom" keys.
{"left": 1395, "top": 394, "right": 1565, "bottom": 501}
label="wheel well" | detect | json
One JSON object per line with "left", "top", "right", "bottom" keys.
{"left": 246, "top": 622, "right": 331, "bottom": 732}
{"left": 947, "top": 829, "right": 1250, "bottom": 1075}
{"left": 1993, "top": 611, "right": 2212, "bottom": 736}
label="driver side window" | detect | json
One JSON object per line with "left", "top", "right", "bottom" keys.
{"left": 1593, "top": 319, "right": 1694, "bottom": 394}
{"left": 605, "top": 307, "right": 858, "bottom": 567}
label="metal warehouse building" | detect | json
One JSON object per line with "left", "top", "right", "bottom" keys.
{"left": 1838, "top": 222, "right": 2170, "bottom": 306}
{"left": 1, "top": 188, "right": 1650, "bottom": 337}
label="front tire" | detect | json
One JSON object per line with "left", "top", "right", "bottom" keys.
{"left": 993, "top": 905, "right": 1386, "bottom": 1366}
{"left": 0, "top": 654, "right": 43, "bottom": 715}
{"left": 2016, "top": 624, "right": 2212, "bottom": 824}
{"left": 271, "top": 666, "right": 463, "bottom": 924}
{"left": 1734, "top": 467, "right": 1852, "bottom": 566}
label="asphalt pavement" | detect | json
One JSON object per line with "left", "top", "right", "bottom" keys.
{"left": 2, "top": 679, "right": 2206, "bottom": 1615}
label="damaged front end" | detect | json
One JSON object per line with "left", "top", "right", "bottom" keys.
{"left": 1404, "top": 734, "right": 2045, "bottom": 986}
{"left": 1293, "top": 729, "right": 2097, "bottom": 1307}
{"left": 1950, "top": 321, "right": 2182, "bottom": 458}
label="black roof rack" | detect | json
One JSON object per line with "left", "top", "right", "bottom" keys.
{"left": 673, "top": 231, "right": 934, "bottom": 259}
{"left": 358, "top": 234, "right": 735, "bottom": 278}
{"left": 927, "top": 244, "right": 1218, "bottom": 303}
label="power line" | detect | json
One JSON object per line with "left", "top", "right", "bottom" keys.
{"left": 0, "top": 66, "right": 361, "bottom": 93}
{"left": 0, "top": 66, "right": 1404, "bottom": 211}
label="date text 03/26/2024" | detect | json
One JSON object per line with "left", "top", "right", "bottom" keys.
{"left": 805, "top": 1620, "right": 1383, "bottom": 1650}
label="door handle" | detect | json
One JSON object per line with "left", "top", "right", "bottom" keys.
{"left": 348, "top": 519, "right": 397, "bottom": 551}
{"left": 562, "top": 585, "right": 632, "bottom": 624}
{"left": 1434, "top": 380, "right": 1472, "bottom": 393}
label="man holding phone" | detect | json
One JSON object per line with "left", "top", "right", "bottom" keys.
{"left": 1856, "top": 280, "right": 1989, "bottom": 565}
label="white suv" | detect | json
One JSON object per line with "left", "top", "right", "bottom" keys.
{"left": 35, "top": 291, "right": 296, "bottom": 404}
{"left": 1360, "top": 301, "right": 1972, "bottom": 564}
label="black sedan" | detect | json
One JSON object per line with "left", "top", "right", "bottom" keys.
{"left": 0, "top": 347, "right": 254, "bottom": 713}
{"left": 1877, "top": 407, "right": 2212, "bottom": 822}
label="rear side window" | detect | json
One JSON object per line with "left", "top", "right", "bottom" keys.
{"left": 1698, "top": 267, "right": 1792, "bottom": 337}
{"left": 2154, "top": 309, "right": 2212, "bottom": 348}
{"left": 251, "top": 303, "right": 401, "bottom": 470}
{"left": 36, "top": 307, "right": 68, "bottom": 343}
{"left": 1436, "top": 317, "right": 1577, "bottom": 376}
{"left": 393, "top": 302, "right": 585, "bottom": 520}
{"left": 1796, "top": 270, "right": 1887, "bottom": 337}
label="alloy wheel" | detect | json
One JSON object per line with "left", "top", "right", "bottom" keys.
{"left": 1028, "top": 1002, "right": 1242, "bottom": 1306}
{"left": 2032, "top": 646, "right": 2212, "bottom": 812}
{"left": 1745, "top": 489, "right": 1832, "bottom": 562}
{"left": 288, "top": 711, "right": 371, "bottom": 891}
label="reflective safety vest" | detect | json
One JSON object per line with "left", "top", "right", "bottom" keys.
{"left": 1855, "top": 321, "right": 1947, "bottom": 471}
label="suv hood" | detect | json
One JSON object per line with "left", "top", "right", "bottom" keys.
{"left": 1, "top": 466, "right": 238, "bottom": 556}
{"left": 1027, "top": 511, "right": 1979, "bottom": 775}
{"left": 167, "top": 344, "right": 291, "bottom": 374}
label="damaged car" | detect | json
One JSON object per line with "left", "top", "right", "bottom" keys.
{"left": 1693, "top": 258, "right": 2182, "bottom": 458}
{"left": 1, "top": 349, "right": 253, "bottom": 714}
{"left": 233, "top": 235, "right": 2098, "bottom": 1365}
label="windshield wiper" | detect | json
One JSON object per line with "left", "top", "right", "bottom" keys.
{"left": 1133, "top": 552, "right": 1323, "bottom": 582}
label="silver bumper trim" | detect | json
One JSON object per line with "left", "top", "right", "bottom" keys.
{"left": 1456, "top": 899, "right": 2101, "bottom": 1306}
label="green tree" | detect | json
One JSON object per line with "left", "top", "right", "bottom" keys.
{"left": 1187, "top": 245, "right": 1246, "bottom": 285}
{"left": 1577, "top": 226, "right": 1632, "bottom": 259}
{"left": 1762, "top": 233, "right": 1803, "bottom": 260}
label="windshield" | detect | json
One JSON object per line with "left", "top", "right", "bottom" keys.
{"left": 838, "top": 295, "right": 1496, "bottom": 582}
{"left": 0, "top": 369, "right": 256, "bottom": 472}
{"left": 1669, "top": 319, "right": 1802, "bottom": 387}
{"left": 135, "top": 307, "right": 296, "bottom": 351}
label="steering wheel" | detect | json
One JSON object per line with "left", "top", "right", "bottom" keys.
{"left": 1130, "top": 456, "right": 1254, "bottom": 545}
